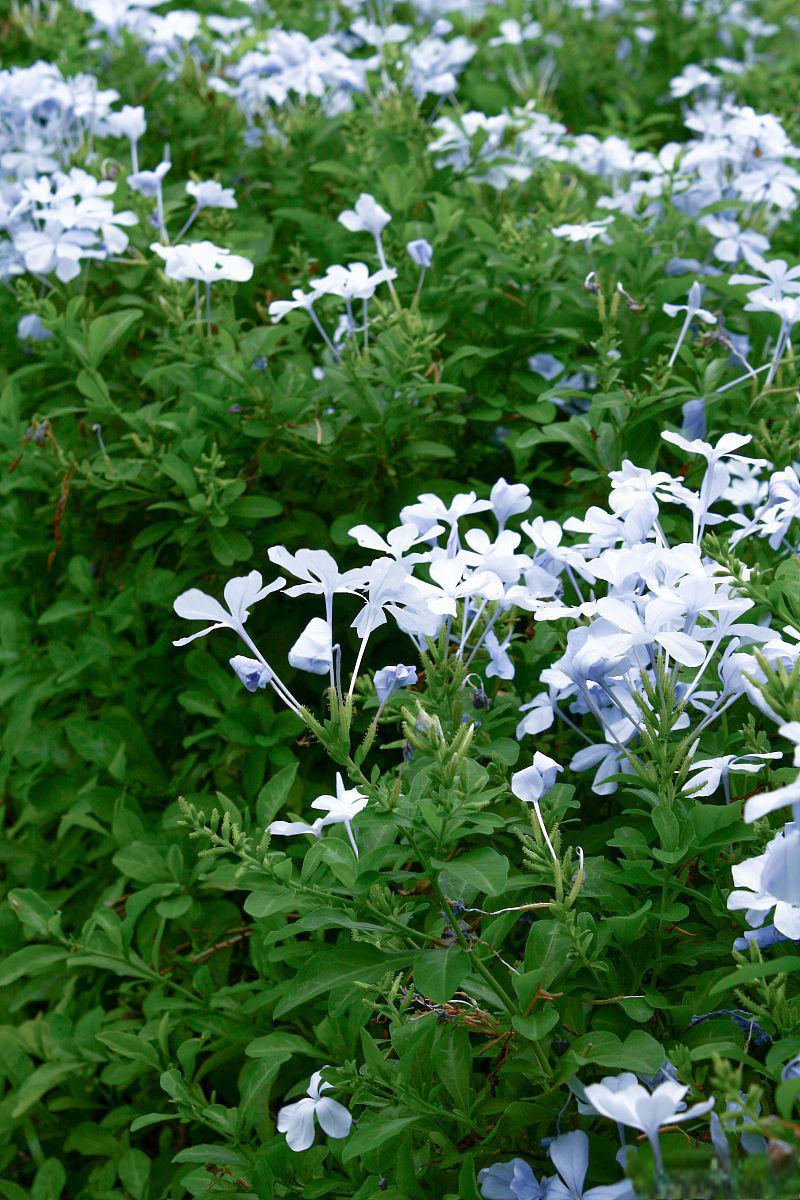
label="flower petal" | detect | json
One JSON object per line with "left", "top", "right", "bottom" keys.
{"left": 315, "top": 1097, "right": 352, "bottom": 1140}
{"left": 276, "top": 1097, "right": 317, "bottom": 1151}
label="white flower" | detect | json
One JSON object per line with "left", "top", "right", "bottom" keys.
{"left": 700, "top": 216, "right": 769, "bottom": 265}
{"left": 13, "top": 221, "right": 100, "bottom": 283}
{"left": 662, "top": 280, "right": 716, "bottom": 324}
{"left": 546, "top": 1129, "right": 632, "bottom": 1199}
{"left": 186, "top": 180, "right": 237, "bottom": 210}
{"left": 426, "top": 556, "right": 504, "bottom": 617}
{"left": 489, "top": 18, "right": 541, "bottom": 47}
{"left": 269, "top": 816, "right": 327, "bottom": 840}
{"left": 173, "top": 571, "right": 284, "bottom": 646}
{"left": 106, "top": 104, "right": 146, "bottom": 143}
{"left": 151, "top": 240, "right": 253, "bottom": 283}
{"left": 338, "top": 192, "right": 391, "bottom": 237}
{"left": 551, "top": 218, "right": 613, "bottom": 243}
{"left": 374, "top": 664, "right": 417, "bottom": 704}
{"left": 729, "top": 254, "right": 800, "bottom": 301}
{"left": 288, "top": 617, "right": 333, "bottom": 675}
{"left": 348, "top": 522, "right": 442, "bottom": 561}
{"left": 229, "top": 655, "right": 272, "bottom": 692}
{"left": 683, "top": 751, "right": 780, "bottom": 800}
{"left": 669, "top": 64, "right": 717, "bottom": 99}
{"left": 276, "top": 1068, "right": 352, "bottom": 1152}
{"left": 728, "top": 823, "right": 800, "bottom": 940}
{"left": 311, "top": 774, "right": 368, "bottom": 857}
{"left": 268, "top": 286, "right": 320, "bottom": 322}
{"left": 478, "top": 1157, "right": 543, "bottom": 1199}
{"left": 661, "top": 429, "right": 752, "bottom": 464}
{"left": 128, "top": 160, "right": 170, "bottom": 197}
{"left": 511, "top": 753, "right": 563, "bottom": 803}
{"left": 406, "top": 238, "right": 433, "bottom": 268}
{"left": 320, "top": 261, "right": 396, "bottom": 301}
{"left": 267, "top": 546, "right": 366, "bottom": 602}
{"left": 17, "top": 313, "right": 52, "bottom": 341}
{"left": 400, "top": 490, "right": 492, "bottom": 541}
{"left": 485, "top": 630, "right": 514, "bottom": 680}
{"left": 490, "top": 479, "right": 531, "bottom": 530}
{"left": 584, "top": 1076, "right": 714, "bottom": 1172}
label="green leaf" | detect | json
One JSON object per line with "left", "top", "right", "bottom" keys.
{"left": 273, "top": 945, "right": 412, "bottom": 1018}
{"left": 31, "top": 1159, "right": 65, "bottom": 1200}
{"left": 412, "top": 948, "right": 471, "bottom": 1003}
{"left": 228, "top": 495, "right": 283, "bottom": 520}
{"left": 12, "top": 1062, "right": 82, "bottom": 1118}
{"left": 432, "top": 1024, "right": 472, "bottom": 1112}
{"left": 436, "top": 848, "right": 509, "bottom": 898}
{"left": 341, "top": 1115, "right": 421, "bottom": 1163}
{"left": 96, "top": 1030, "right": 160, "bottom": 1070}
{"left": 569, "top": 1030, "right": 664, "bottom": 1075}
{"left": 8, "top": 890, "right": 60, "bottom": 939}
{"left": 245, "top": 1032, "right": 317, "bottom": 1062}
{"left": 87, "top": 308, "right": 142, "bottom": 367}
{"left": 129, "top": 1113, "right": 173, "bottom": 1133}
{"left": 0, "top": 945, "right": 68, "bottom": 988}
{"left": 512, "top": 1009, "right": 560, "bottom": 1042}
{"left": 118, "top": 1150, "right": 150, "bottom": 1200}
{"left": 776, "top": 1076, "right": 800, "bottom": 1119}
{"left": 256, "top": 762, "right": 299, "bottom": 826}
{"left": 710, "top": 956, "right": 800, "bottom": 995}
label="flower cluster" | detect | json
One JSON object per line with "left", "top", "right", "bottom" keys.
{"left": 268, "top": 191, "right": 431, "bottom": 354}
{"left": 0, "top": 62, "right": 137, "bottom": 284}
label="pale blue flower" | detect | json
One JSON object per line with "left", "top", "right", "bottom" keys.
{"left": 545, "top": 1130, "right": 632, "bottom": 1199}
{"left": 490, "top": 478, "right": 531, "bottom": 529}
{"left": 17, "top": 313, "right": 52, "bottom": 341}
{"left": 288, "top": 617, "right": 333, "bottom": 675}
{"left": 374, "top": 664, "right": 417, "bottom": 704}
{"left": 485, "top": 630, "right": 514, "bottom": 680}
{"left": 230, "top": 655, "right": 273, "bottom": 691}
{"left": 528, "top": 353, "right": 564, "bottom": 381}
{"left": 511, "top": 753, "right": 563, "bottom": 803}
{"left": 277, "top": 1068, "right": 352, "bottom": 1152}
{"left": 406, "top": 238, "right": 433, "bottom": 268}
{"left": 478, "top": 1158, "right": 544, "bottom": 1200}
{"left": 173, "top": 571, "right": 285, "bottom": 646}
{"left": 128, "top": 160, "right": 170, "bottom": 198}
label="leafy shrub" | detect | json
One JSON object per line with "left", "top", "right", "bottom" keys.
{"left": 3, "top": 0, "right": 800, "bottom": 1197}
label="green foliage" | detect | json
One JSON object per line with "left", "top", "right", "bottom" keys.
{"left": 4, "top": 0, "right": 800, "bottom": 1196}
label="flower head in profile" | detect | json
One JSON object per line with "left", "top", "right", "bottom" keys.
{"left": 401, "top": 490, "right": 493, "bottom": 539}
{"left": 107, "top": 104, "right": 147, "bottom": 143}
{"left": 511, "top": 753, "right": 563, "bottom": 804}
{"left": 320, "top": 261, "right": 396, "bottom": 301}
{"left": 338, "top": 192, "right": 391, "bottom": 237}
{"left": 406, "top": 238, "right": 433, "bottom": 268}
{"left": 186, "top": 180, "right": 237, "bottom": 210}
{"left": 546, "top": 1129, "right": 633, "bottom": 1199}
{"left": 311, "top": 773, "right": 368, "bottom": 857}
{"left": 288, "top": 617, "right": 333, "bottom": 675}
{"left": 229, "top": 655, "right": 273, "bottom": 691}
{"left": 173, "top": 571, "right": 284, "bottom": 646}
{"left": 490, "top": 478, "right": 531, "bottom": 530}
{"left": 728, "top": 822, "right": 800, "bottom": 939}
{"left": 584, "top": 1075, "right": 714, "bottom": 1173}
{"left": 276, "top": 1068, "right": 352, "bottom": 1152}
{"left": 128, "top": 160, "right": 170, "bottom": 197}
{"left": 267, "top": 545, "right": 367, "bottom": 601}
{"left": 374, "top": 663, "right": 418, "bottom": 705}
{"left": 478, "top": 1157, "right": 543, "bottom": 1199}
{"left": 551, "top": 218, "right": 613, "bottom": 243}
{"left": 151, "top": 240, "right": 253, "bottom": 283}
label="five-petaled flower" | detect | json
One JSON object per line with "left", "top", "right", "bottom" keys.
{"left": 276, "top": 1068, "right": 352, "bottom": 1151}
